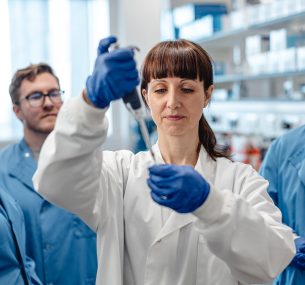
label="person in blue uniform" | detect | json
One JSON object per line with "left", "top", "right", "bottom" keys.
{"left": 0, "top": 63, "right": 97, "bottom": 285}
{"left": 0, "top": 188, "right": 41, "bottom": 285}
{"left": 260, "top": 125, "right": 305, "bottom": 285}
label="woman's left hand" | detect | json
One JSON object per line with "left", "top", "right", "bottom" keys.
{"left": 147, "top": 164, "right": 210, "bottom": 213}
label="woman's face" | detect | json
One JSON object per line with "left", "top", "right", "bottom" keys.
{"left": 142, "top": 77, "right": 213, "bottom": 139}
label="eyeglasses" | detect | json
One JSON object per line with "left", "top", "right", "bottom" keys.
{"left": 18, "top": 89, "right": 64, "bottom": 108}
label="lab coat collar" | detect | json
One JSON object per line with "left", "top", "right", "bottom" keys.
{"left": 8, "top": 139, "right": 37, "bottom": 191}
{"left": 152, "top": 143, "right": 213, "bottom": 170}
{"left": 153, "top": 212, "right": 196, "bottom": 244}
{"left": 151, "top": 145, "right": 215, "bottom": 244}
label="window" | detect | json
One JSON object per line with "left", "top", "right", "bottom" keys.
{"left": 0, "top": 0, "right": 110, "bottom": 141}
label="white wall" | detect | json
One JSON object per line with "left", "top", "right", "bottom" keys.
{"left": 104, "top": 0, "right": 166, "bottom": 150}
{"left": 171, "top": 0, "right": 231, "bottom": 9}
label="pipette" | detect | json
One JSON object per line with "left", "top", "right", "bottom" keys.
{"left": 109, "top": 43, "right": 155, "bottom": 162}
{"left": 123, "top": 89, "right": 156, "bottom": 162}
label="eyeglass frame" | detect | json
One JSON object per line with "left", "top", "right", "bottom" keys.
{"left": 16, "top": 89, "right": 64, "bottom": 108}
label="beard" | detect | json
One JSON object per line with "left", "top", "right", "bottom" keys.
{"left": 24, "top": 116, "right": 56, "bottom": 135}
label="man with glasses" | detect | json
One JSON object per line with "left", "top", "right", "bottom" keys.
{"left": 0, "top": 63, "right": 97, "bottom": 285}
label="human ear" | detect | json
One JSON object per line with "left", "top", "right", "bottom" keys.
{"left": 204, "top": 85, "right": 214, "bottom": 107}
{"left": 141, "top": 89, "right": 149, "bottom": 106}
{"left": 13, "top": 104, "right": 24, "bottom": 122}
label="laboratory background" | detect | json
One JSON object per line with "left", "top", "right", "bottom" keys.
{"left": 0, "top": 0, "right": 305, "bottom": 171}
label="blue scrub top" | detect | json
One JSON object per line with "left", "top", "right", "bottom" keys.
{"left": 260, "top": 125, "right": 305, "bottom": 285}
{"left": 0, "top": 139, "right": 97, "bottom": 285}
{"left": 0, "top": 189, "right": 41, "bottom": 285}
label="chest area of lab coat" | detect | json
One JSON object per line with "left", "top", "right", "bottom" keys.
{"left": 122, "top": 167, "right": 234, "bottom": 285}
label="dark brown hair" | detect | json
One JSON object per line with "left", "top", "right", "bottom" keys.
{"left": 140, "top": 39, "right": 230, "bottom": 160}
{"left": 9, "top": 63, "right": 60, "bottom": 104}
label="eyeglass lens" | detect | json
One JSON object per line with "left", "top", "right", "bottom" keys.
{"left": 27, "top": 90, "right": 63, "bottom": 107}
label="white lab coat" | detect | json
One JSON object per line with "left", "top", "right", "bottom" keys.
{"left": 34, "top": 97, "right": 295, "bottom": 285}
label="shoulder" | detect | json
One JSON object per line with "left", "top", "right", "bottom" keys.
{"left": 282, "top": 124, "right": 305, "bottom": 139}
{"left": 0, "top": 140, "right": 24, "bottom": 156}
{"left": 272, "top": 125, "right": 305, "bottom": 150}
{"left": 261, "top": 125, "right": 305, "bottom": 164}
{"left": 216, "top": 156, "right": 263, "bottom": 184}
{"left": 0, "top": 143, "right": 19, "bottom": 169}
{"left": 216, "top": 156, "right": 255, "bottom": 176}
{"left": 198, "top": 149, "right": 257, "bottom": 184}
{"left": 0, "top": 143, "right": 15, "bottom": 157}
{"left": 214, "top": 157, "right": 269, "bottom": 197}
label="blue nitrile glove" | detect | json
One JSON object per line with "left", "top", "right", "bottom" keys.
{"left": 147, "top": 164, "right": 210, "bottom": 213}
{"left": 291, "top": 237, "right": 305, "bottom": 270}
{"left": 86, "top": 36, "right": 139, "bottom": 108}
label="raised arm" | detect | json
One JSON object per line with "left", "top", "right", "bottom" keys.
{"left": 33, "top": 36, "right": 139, "bottom": 230}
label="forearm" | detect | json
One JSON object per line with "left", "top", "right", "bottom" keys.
{"left": 193, "top": 187, "right": 295, "bottom": 284}
{"left": 33, "top": 95, "right": 108, "bottom": 230}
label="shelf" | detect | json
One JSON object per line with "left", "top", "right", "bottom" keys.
{"left": 195, "top": 2, "right": 305, "bottom": 138}
{"left": 205, "top": 99, "right": 305, "bottom": 138}
{"left": 215, "top": 70, "right": 305, "bottom": 83}
{"left": 211, "top": 98, "right": 305, "bottom": 103}
{"left": 250, "top": 10, "right": 305, "bottom": 30}
{"left": 198, "top": 10, "right": 305, "bottom": 48}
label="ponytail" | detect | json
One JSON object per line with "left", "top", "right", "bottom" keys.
{"left": 198, "top": 114, "right": 231, "bottom": 160}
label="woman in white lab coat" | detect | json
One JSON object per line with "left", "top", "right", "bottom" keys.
{"left": 34, "top": 37, "right": 295, "bottom": 285}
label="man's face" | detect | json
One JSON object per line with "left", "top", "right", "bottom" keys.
{"left": 13, "top": 72, "right": 63, "bottom": 135}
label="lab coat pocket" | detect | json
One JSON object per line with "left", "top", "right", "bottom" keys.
{"left": 73, "top": 217, "right": 95, "bottom": 239}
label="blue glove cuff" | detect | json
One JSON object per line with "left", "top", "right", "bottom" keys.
{"left": 86, "top": 76, "right": 110, "bottom": 108}
{"left": 195, "top": 183, "right": 210, "bottom": 210}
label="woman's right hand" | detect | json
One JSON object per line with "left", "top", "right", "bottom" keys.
{"left": 85, "top": 36, "right": 139, "bottom": 108}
